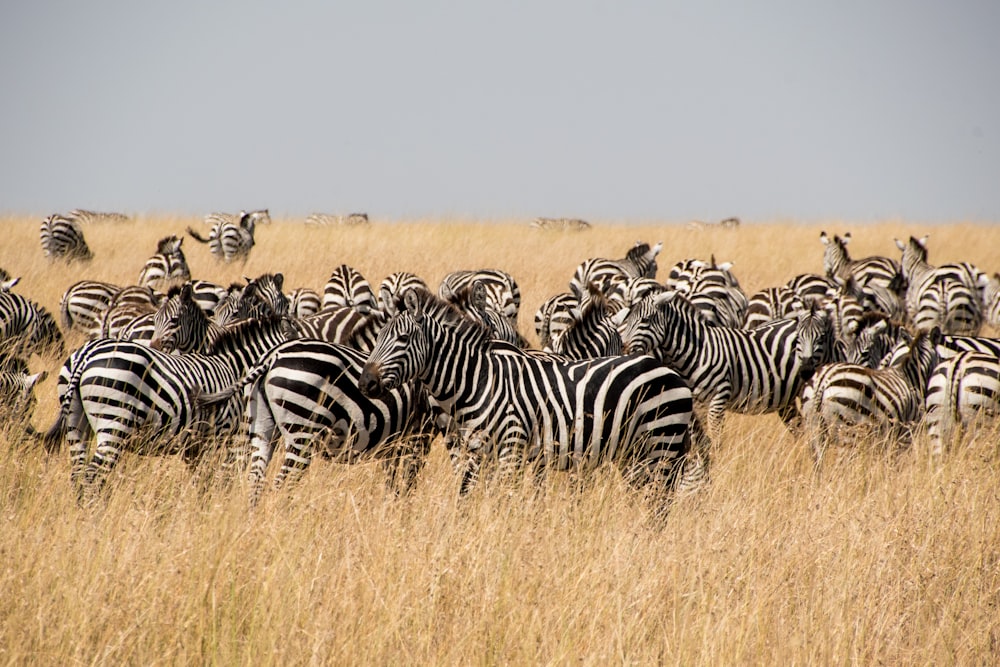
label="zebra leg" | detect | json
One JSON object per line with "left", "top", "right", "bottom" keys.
{"left": 380, "top": 434, "right": 432, "bottom": 495}
{"left": 64, "top": 392, "right": 92, "bottom": 493}
{"left": 778, "top": 403, "right": 803, "bottom": 434}
{"left": 84, "top": 433, "right": 129, "bottom": 503}
{"left": 273, "top": 431, "right": 316, "bottom": 493}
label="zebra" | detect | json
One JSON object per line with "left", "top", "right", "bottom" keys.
{"left": 849, "top": 311, "right": 1000, "bottom": 369}
{"left": 305, "top": 212, "right": 370, "bottom": 226}
{"left": 534, "top": 292, "right": 577, "bottom": 350}
{"left": 358, "top": 289, "right": 704, "bottom": 508}
{"left": 0, "top": 367, "right": 46, "bottom": 438}
{"left": 800, "top": 329, "right": 941, "bottom": 469}
{"left": 43, "top": 316, "right": 297, "bottom": 500}
{"left": 67, "top": 209, "right": 131, "bottom": 224}
{"left": 439, "top": 268, "right": 521, "bottom": 329}
{"left": 99, "top": 285, "right": 161, "bottom": 339}
{"left": 664, "top": 256, "right": 747, "bottom": 328}
{"left": 286, "top": 287, "right": 322, "bottom": 318}
{"left": 40, "top": 214, "right": 92, "bottom": 262}
{"left": 294, "top": 306, "right": 386, "bottom": 351}
{"left": 744, "top": 286, "right": 802, "bottom": 329}
{"left": 0, "top": 289, "right": 65, "bottom": 358}
{"left": 148, "top": 283, "right": 225, "bottom": 353}
{"left": 187, "top": 209, "right": 267, "bottom": 263}
{"left": 231, "top": 273, "right": 290, "bottom": 321}
{"left": 204, "top": 209, "right": 272, "bottom": 227}
{"left": 570, "top": 241, "right": 662, "bottom": 300}
{"left": 925, "top": 350, "right": 1000, "bottom": 457}
{"left": 687, "top": 217, "right": 741, "bottom": 231}
{"left": 895, "top": 235, "right": 987, "bottom": 335}
{"left": 138, "top": 235, "right": 191, "bottom": 291}
{"left": 820, "top": 231, "right": 903, "bottom": 290}
{"left": 378, "top": 272, "right": 429, "bottom": 316}
{"left": 530, "top": 217, "right": 591, "bottom": 231}
{"left": 618, "top": 292, "right": 834, "bottom": 447}
{"left": 548, "top": 283, "right": 623, "bottom": 359}
{"left": 186, "top": 279, "right": 232, "bottom": 317}
{"left": 59, "top": 280, "right": 121, "bottom": 338}
{"left": 323, "top": 264, "right": 377, "bottom": 313}
{"left": 230, "top": 338, "right": 434, "bottom": 505}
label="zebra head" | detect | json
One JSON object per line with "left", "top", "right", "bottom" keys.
{"left": 819, "top": 230, "right": 852, "bottom": 277}
{"left": 360, "top": 289, "right": 429, "bottom": 398}
{"left": 150, "top": 283, "right": 213, "bottom": 353}
{"left": 793, "top": 299, "right": 834, "bottom": 381}
{"left": 618, "top": 291, "right": 673, "bottom": 357}
{"left": 236, "top": 273, "right": 289, "bottom": 320}
{"left": 847, "top": 313, "right": 912, "bottom": 368}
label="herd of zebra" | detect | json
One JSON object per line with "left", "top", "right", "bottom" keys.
{"left": 4, "top": 219, "right": 1000, "bottom": 512}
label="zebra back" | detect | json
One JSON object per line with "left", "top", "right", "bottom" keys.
{"left": 925, "top": 350, "right": 1000, "bottom": 456}
{"left": 323, "top": 264, "right": 376, "bottom": 313}
{"left": 379, "top": 272, "right": 429, "bottom": 316}
{"left": 40, "top": 214, "right": 92, "bottom": 262}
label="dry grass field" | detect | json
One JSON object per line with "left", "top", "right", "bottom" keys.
{"left": 1, "top": 214, "right": 999, "bottom": 664}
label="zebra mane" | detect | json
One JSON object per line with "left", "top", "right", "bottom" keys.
{"left": 206, "top": 315, "right": 293, "bottom": 354}
{"left": 403, "top": 288, "right": 493, "bottom": 339}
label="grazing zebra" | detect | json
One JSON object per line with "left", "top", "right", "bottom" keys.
{"left": 378, "top": 271, "right": 429, "bottom": 316}
{"left": 801, "top": 329, "right": 941, "bottom": 469}
{"left": 359, "top": 290, "right": 703, "bottom": 506}
{"left": 40, "top": 214, "right": 92, "bottom": 262}
{"left": 548, "top": 284, "right": 623, "bottom": 359}
{"left": 0, "top": 290, "right": 64, "bottom": 358}
{"left": 138, "top": 235, "right": 191, "bottom": 291}
{"left": 187, "top": 210, "right": 267, "bottom": 263}
{"left": 570, "top": 241, "right": 662, "bottom": 300}
{"left": 530, "top": 217, "right": 591, "bottom": 231}
{"left": 618, "top": 292, "right": 834, "bottom": 446}
{"left": 305, "top": 212, "right": 370, "bottom": 226}
{"left": 59, "top": 280, "right": 121, "bottom": 338}
{"left": 323, "top": 264, "right": 376, "bottom": 313}
{"left": 895, "top": 235, "right": 986, "bottom": 335}
{"left": 925, "top": 350, "right": 1000, "bottom": 457}
{"left": 665, "top": 256, "right": 747, "bottom": 328}
{"left": 820, "top": 231, "right": 902, "bottom": 289}
{"left": 44, "top": 316, "right": 296, "bottom": 499}
{"left": 439, "top": 268, "right": 522, "bottom": 330}
{"left": 0, "top": 368, "right": 46, "bottom": 437}
{"left": 232, "top": 338, "right": 433, "bottom": 505}
{"left": 286, "top": 287, "right": 322, "bottom": 318}
{"left": 687, "top": 217, "right": 741, "bottom": 231}
{"left": 68, "top": 209, "right": 130, "bottom": 224}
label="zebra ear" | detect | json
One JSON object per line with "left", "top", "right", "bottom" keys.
{"left": 842, "top": 232, "right": 852, "bottom": 245}
{"left": 894, "top": 238, "right": 905, "bottom": 252}
{"left": 403, "top": 289, "right": 423, "bottom": 321}
{"left": 471, "top": 280, "right": 489, "bottom": 310}
{"left": 180, "top": 282, "right": 194, "bottom": 302}
{"left": 273, "top": 273, "right": 284, "bottom": 291}
{"left": 928, "top": 326, "right": 943, "bottom": 346}
{"left": 820, "top": 231, "right": 830, "bottom": 245}
{"left": 653, "top": 291, "right": 676, "bottom": 308}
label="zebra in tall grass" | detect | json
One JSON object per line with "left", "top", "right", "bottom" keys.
{"left": 305, "top": 212, "right": 369, "bottom": 226}
{"left": 925, "top": 350, "right": 1000, "bottom": 457}
{"left": 40, "top": 214, "right": 92, "bottom": 262}
{"left": 138, "top": 235, "right": 191, "bottom": 290}
{"left": 230, "top": 338, "right": 434, "bottom": 505}
{"left": 534, "top": 292, "right": 577, "bottom": 350}
{"left": 44, "top": 316, "right": 296, "bottom": 500}
{"left": 323, "top": 264, "right": 377, "bottom": 313}
{"left": 530, "top": 217, "right": 591, "bottom": 231}
{"left": 0, "top": 367, "right": 46, "bottom": 438}
{"left": 59, "top": 280, "right": 121, "bottom": 338}
{"left": 895, "top": 235, "right": 987, "bottom": 335}
{"left": 67, "top": 209, "right": 131, "bottom": 224}
{"left": 800, "top": 329, "right": 941, "bottom": 469}
{"left": 570, "top": 241, "right": 662, "bottom": 300}
{"left": 100, "top": 285, "right": 161, "bottom": 339}
{"left": 379, "top": 272, "right": 429, "bottom": 316}
{"left": 187, "top": 209, "right": 268, "bottom": 263}
{"left": 618, "top": 292, "right": 834, "bottom": 447}
{"left": 359, "top": 290, "right": 703, "bottom": 506}
{"left": 0, "top": 289, "right": 64, "bottom": 358}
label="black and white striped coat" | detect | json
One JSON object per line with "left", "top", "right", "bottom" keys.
{"left": 570, "top": 241, "right": 662, "bottom": 301}
{"left": 40, "top": 214, "right": 92, "bottom": 262}
{"left": 359, "top": 290, "right": 702, "bottom": 504}
{"left": 925, "top": 349, "right": 1000, "bottom": 456}
{"left": 187, "top": 210, "right": 267, "bottom": 263}
{"left": 618, "top": 292, "right": 834, "bottom": 444}
{"left": 138, "top": 235, "right": 191, "bottom": 290}
{"left": 323, "top": 264, "right": 377, "bottom": 313}
{"left": 67, "top": 209, "right": 130, "bottom": 224}
{"left": 59, "top": 280, "right": 121, "bottom": 338}
{"left": 0, "top": 289, "right": 65, "bottom": 358}
{"left": 895, "top": 235, "right": 986, "bottom": 335}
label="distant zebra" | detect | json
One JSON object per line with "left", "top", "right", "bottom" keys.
{"left": 687, "top": 217, "right": 740, "bottom": 231}
{"left": 59, "top": 280, "right": 121, "bottom": 338}
{"left": 187, "top": 209, "right": 268, "bottom": 263}
{"left": 530, "top": 217, "right": 591, "bottom": 231}
{"left": 0, "top": 289, "right": 64, "bottom": 358}
{"left": 801, "top": 329, "right": 941, "bottom": 469}
{"left": 359, "top": 290, "right": 704, "bottom": 506}
{"left": 323, "top": 264, "right": 376, "bottom": 313}
{"left": 619, "top": 292, "right": 834, "bottom": 446}
{"left": 925, "top": 350, "right": 1000, "bottom": 457}
{"left": 43, "top": 316, "right": 296, "bottom": 500}
{"left": 378, "top": 272, "right": 429, "bottom": 316}
{"left": 895, "top": 235, "right": 986, "bottom": 335}
{"left": 570, "top": 241, "right": 662, "bottom": 300}
{"left": 138, "top": 235, "right": 191, "bottom": 291}
{"left": 40, "top": 214, "right": 92, "bottom": 262}
{"left": 68, "top": 209, "right": 131, "bottom": 224}
{"left": 232, "top": 338, "right": 433, "bottom": 505}
{"left": 305, "top": 212, "right": 370, "bottom": 226}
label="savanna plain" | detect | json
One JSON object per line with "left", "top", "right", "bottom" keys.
{"left": 1, "top": 215, "right": 999, "bottom": 665}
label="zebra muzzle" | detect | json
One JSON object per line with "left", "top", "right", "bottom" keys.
{"left": 359, "top": 363, "right": 386, "bottom": 398}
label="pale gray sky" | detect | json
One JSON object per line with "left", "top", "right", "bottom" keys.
{"left": 1, "top": 1, "right": 998, "bottom": 222}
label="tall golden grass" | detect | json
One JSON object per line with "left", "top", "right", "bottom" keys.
{"left": 1, "top": 215, "right": 998, "bottom": 664}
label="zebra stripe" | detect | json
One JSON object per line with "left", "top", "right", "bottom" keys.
{"left": 187, "top": 209, "right": 268, "bottom": 263}
{"left": 59, "top": 280, "right": 121, "bottom": 337}
{"left": 323, "top": 264, "right": 376, "bottom": 313}
{"left": 45, "top": 316, "right": 296, "bottom": 499}
{"left": 801, "top": 329, "right": 941, "bottom": 468}
{"left": 40, "top": 214, "right": 92, "bottom": 262}
{"left": 820, "top": 231, "right": 902, "bottom": 289}
{"left": 0, "top": 290, "right": 64, "bottom": 358}
{"left": 0, "top": 368, "right": 46, "bottom": 437}
{"left": 896, "top": 235, "right": 986, "bottom": 335}
{"left": 534, "top": 292, "right": 577, "bottom": 350}
{"left": 548, "top": 285, "right": 622, "bottom": 359}
{"left": 236, "top": 338, "right": 433, "bottom": 505}
{"left": 439, "top": 268, "right": 521, "bottom": 328}
{"left": 687, "top": 217, "right": 740, "bottom": 231}
{"left": 138, "top": 235, "right": 191, "bottom": 290}
{"left": 570, "top": 241, "right": 662, "bottom": 300}
{"left": 619, "top": 292, "right": 834, "bottom": 444}
{"left": 295, "top": 306, "right": 386, "bottom": 351}
{"left": 359, "top": 290, "right": 703, "bottom": 506}
{"left": 665, "top": 256, "right": 747, "bottom": 328}
{"left": 378, "top": 272, "right": 429, "bottom": 316}
{"left": 925, "top": 350, "right": 1000, "bottom": 457}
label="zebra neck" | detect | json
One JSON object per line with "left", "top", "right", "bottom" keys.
{"left": 420, "top": 321, "right": 491, "bottom": 403}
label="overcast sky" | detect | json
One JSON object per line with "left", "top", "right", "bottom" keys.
{"left": 2, "top": 1, "right": 998, "bottom": 222}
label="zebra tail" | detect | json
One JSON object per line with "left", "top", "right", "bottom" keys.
{"left": 42, "top": 412, "right": 65, "bottom": 453}
{"left": 186, "top": 227, "right": 211, "bottom": 244}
